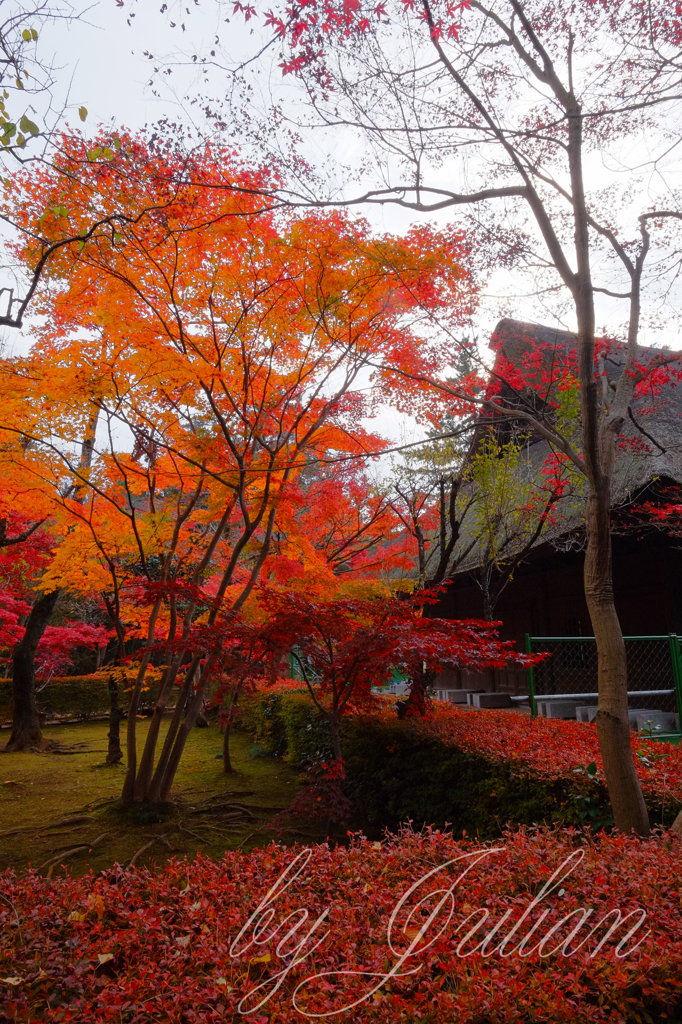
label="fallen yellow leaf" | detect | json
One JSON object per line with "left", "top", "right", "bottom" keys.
{"left": 87, "top": 895, "right": 105, "bottom": 921}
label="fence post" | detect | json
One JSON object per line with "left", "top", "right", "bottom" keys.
{"left": 668, "top": 634, "right": 682, "bottom": 733}
{"left": 525, "top": 633, "right": 537, "bottom": 718}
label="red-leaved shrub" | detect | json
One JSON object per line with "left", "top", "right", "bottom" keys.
{"left": 336, "top": 699, "right": 682, "bottom": 807}
{"left": 2, "top": 827, "right": 681, "bottom": 1022}
{"left": 415, "top": 704, "right": 682, "bottom": 803}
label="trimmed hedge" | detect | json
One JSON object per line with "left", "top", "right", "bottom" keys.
{"left": 239, "top": 690, "right": 681, "bottom": 835}
{"left": 0, "top": 673, "right": 174, "bottom": 725}
{"left": 340, "top": 716, "right": 615, "bottom": 834}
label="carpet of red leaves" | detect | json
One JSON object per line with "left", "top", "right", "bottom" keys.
{"left": 2, "top": 827, "right": 681, "bottom": 1023}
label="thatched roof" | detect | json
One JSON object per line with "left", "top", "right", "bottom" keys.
{"left": 489, "top": 318, "right": 682, "bottom": 495}
{"left": 451, "top": 319, "right": 682, "bottom": 570}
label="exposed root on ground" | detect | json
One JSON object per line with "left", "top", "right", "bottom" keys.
{"left": 40, "top": 833, "right": 110, "bottom": 877}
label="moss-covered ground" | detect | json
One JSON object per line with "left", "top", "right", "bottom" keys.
{"left": 0, "top": 719, "right": 325, "bottom": 876}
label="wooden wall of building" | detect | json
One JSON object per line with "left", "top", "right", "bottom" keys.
{"left": 434, "top": 534, "right": 682, "bottom": 696}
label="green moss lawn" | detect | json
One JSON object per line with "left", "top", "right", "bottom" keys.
{"left": 0, "top": 719, "right": 319, "bottom": 876}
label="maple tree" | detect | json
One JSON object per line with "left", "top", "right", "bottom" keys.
{"left": 0, "top": 130, "right": 475, "bottom": 801}
{"left": 613, "top": 482, "right": 682, "bottom": 540}
{"left": 182, "top": 586, "right": 539, "bottom": 766}
{"left": 0, "top": 417, "right": 110, "bottom": 751}
{"left": 151, "top": 0, "right": 682, "bottom": 835}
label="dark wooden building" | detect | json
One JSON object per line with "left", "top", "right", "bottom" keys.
{"left": 434, "top": 319, "right": 682, "bottom": 701}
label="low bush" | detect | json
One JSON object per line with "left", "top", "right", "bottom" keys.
{"left": 239, "top": 689, "right": 332, "bottom": 766}
{"left": 240, "top": 690, "right": 682, "bottom": 834}
{"left": 1, "top": 828, "right": 680, "bottom": 1022}
{"left": 0, "top": 671, "right": 173, "bottom": 725}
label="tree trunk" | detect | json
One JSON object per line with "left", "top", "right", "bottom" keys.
{"left": 157, "top": 673, "right": 206, "bottom": 803}
{"left": 132, "top": 658, "right": 181, "bottom": 801}
{"left": 106, "top": 675, "right": 124, "bottom": 765}
{"left": 147, "top": 663, "right": 196, "bottom": 803}
{"left": 120, "top": 598, "right": 162, "bottom": 805}
{"left": 584, "top": 481, "right": 650, "bottom": 834}
{"left": 222, "top": 714, "right": 234, "bottom": 773}
{"left": 329, "top": 713, "right": 342, "bottom": 762}
{"left": 222, "top": 685, "right": 240, "bottom": 774}
{"left": 567, "top": 93, "right": 650, "bottom": 836}
{"left": 4, "top": 590, "right": 60, "bottom": 752}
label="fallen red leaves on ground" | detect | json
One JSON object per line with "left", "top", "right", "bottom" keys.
{"left": 1, "top": 827, "right": 681, "bottom": 1022}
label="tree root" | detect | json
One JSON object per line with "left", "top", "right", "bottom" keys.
{"left": 0, "top": 814, "right": 93, "bottom": 838}
{"left": 76, "top": 797, "right": 117, "bottom": 813}
{"left": 40, "top": 832, "right": 109, "bottom": 877}
{"left": 177, "top": 821, "right": 210, "bottom": 844}
{"left": 231, "top": 803, "right": 284, "bottom": 814}
{"left": 129, "top": 834, "right": 171, "bottom": 868}
{"left": 189, "top": 803, "right": 253, "bottom": 817}
{"left": 201, "top": 791, "right": 255, "bottom": 801}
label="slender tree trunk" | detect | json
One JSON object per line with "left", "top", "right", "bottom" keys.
{"left": 576, "top": 304, "right": 649, "bottom": 833}
{"left": 584, "top": 481, "right": 650, "bottom": 833}
{"left": 157, "top": 672, "right": 206, "bottom": 803}
{"left": 106, "top": 675, "right": 124, "bottom": 765}
{"left": 567, "top": 95, "right": 649, "bottom": 836}
{"left": 147, "top": 662, "right": 196, "bottom": 803}
{"left": 132, "top": 658, "right": 182, "bottom": 801}
{"left": 329, "top": 713, "right": 342, "bottom": 762}
{"left": 120, "top": 599, "right": 163, "bottom": 805}
{"left": 4, "top": 590, "right": 60, "bottom": 752}
{"left": 222, "top": 713, "right": 234, "bottom": 773}
{"left": 222, "top": 684, "right": 241, "bottom": 774}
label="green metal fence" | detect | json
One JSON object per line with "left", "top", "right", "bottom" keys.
{"left": 525, "top": 633, "right": 682, "bottom": 737}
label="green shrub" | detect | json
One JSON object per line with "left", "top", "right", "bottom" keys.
{"left": 239, "top": 693, "right": 682, "bottom": 836}
{"left": 238, "top": 691, "right": 616, "bottom": 836}
{"left": 239, "top": 689, "right": 333, "bottom": 764}
{"left": 339, "top": 717, "right": 614, "bottom": 836}
{"left": 0, "top": 673, "right": 175, "bottom": 725}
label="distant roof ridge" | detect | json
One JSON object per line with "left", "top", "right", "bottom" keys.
{"left": 490, "top": 318, "right": 680, "bottom": 362}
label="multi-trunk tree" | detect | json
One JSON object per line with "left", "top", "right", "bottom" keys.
{"left": 1, "top": 132, "right": 475, "bottom": 802}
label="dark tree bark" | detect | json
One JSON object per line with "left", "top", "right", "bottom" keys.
{"left": 398, "top": 665, "right": 434, "bottom": 719}
{"left": 4, "top": 590, "right": 60, "bottom": 752}
{"left": 329, "top": 713, "right": 343, "bottom": 762}
{"left": 222, "top": 684, "right": 242, "bottom": 774}
{"left": 106, "top": 675, "right": 124, "bottom": 765}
